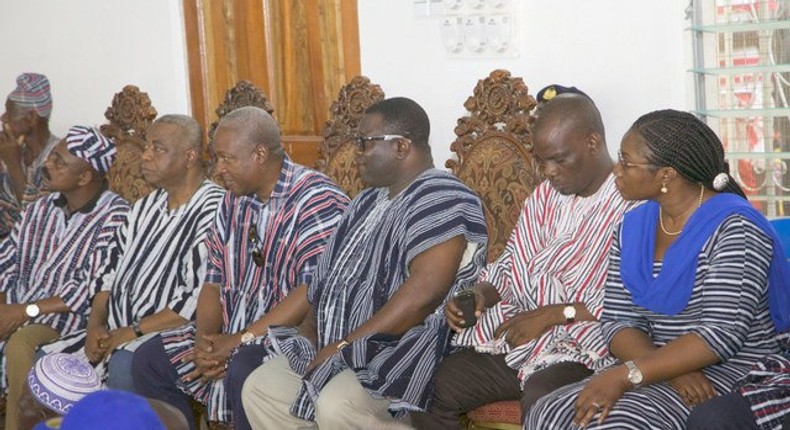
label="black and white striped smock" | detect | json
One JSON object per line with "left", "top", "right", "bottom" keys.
{"left": 527, "top": 214, "right": 781, "bottom": 430}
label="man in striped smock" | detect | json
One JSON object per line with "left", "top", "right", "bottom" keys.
{"left": 40, "top": 115, "right": 225, "bottom": 393}
{"left": 412, "top": 94, "right": 634, "bottom": 429}
{"left": 132, "top": 107, "right": 349, "bottom": 430}
{"left": 0, "top": 73, "right": 61, "bottom": 238}
{"left": 0, "top": 126, "right": 129, "bottom": 430}
{"left": 241, "top": 97, "right": 489, "bottom": 430}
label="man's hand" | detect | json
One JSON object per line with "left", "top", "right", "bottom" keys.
{"left": 85, "top": 325, "right": 110, "bottom": 363}
{"left": 445, "top": 286, "right": 486, "bottom": 333}
{"left": 668, "top": 370, "right": 716, "bottom": 407}
{"left": 306, "top": 341, "right": 343, "bottom": 373}
{"left": 0, "top": 303, "right": 28, "bottom": 340}
{"left": 493, "top": 307, "right": 554, "bottom": 347}
{"left": 102, "top": 327, "right": 137, "bottom": 356}
{"left": 183, "top": 333, "right": 239, "bottom": 383}
{"left": 0, "top": 127, "right": 23, "bottom": 166}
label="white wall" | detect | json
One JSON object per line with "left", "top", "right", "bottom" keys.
{"left": 0, "top": 0, "right": 189, "bottom": 138}
{"left": 358, "top": 0, "right": 694, "bottom": 164}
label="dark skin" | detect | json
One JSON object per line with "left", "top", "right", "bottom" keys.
{"left": 84, "top": 121, "right": 205, "bottom": 363}
{"left": 184, "top": 119, "right": 310, "bottom": 383}
{"left": 446, "top": 97, "right": 612, "bottom": 348}
{"left": 0, "top": 141, "right": 104, "bottom": 341}
{"left": 304, "top": 112, "right": 468, "bottom": 373}
{"left": 573, "top": 129, "right": 720, "bottom": 427}
{"left": 0, "top": 99, "right": 52, "bottom": 200}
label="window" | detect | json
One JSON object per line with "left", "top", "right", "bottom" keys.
{"left": 690, "top": 0, "right": 790, "bottom": 217}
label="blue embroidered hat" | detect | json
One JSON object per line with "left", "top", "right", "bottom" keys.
{"left": 27, "top": 353, "right": 101, "bottom": 415}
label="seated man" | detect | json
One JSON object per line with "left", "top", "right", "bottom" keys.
{"left": 0, "top": 73, "right": 60, "bottom": 238}
{"left": 0, "top": 126, "right": 129, "bottom": 430}
{"left": 40, "top": 114, "right": 225, "bottom": 392}
{"left": 411, "top": 95, "right": 634, "bottom": 429}
{"left": 132, "top": 107, "right": 349, "bottom": 429}
{"left": 241, "top": 97, "right": 489, "bottom": 429}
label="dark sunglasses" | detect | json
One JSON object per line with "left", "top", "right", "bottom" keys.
{"left": 248, "top": 224, "right": 264, "bottom": 267}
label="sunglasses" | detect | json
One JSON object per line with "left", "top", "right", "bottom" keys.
{"left": 354, "top": 134, "right": 409, "bottom": 152}
{"left": 248, "top": 224, "right": 264, "bottom": 267}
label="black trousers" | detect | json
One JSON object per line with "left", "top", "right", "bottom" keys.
{"left": 687, "top": 392, "right": 763, "bottom": 430}
{"left": 410, "top": 349, "right": 592, "bottom": 429}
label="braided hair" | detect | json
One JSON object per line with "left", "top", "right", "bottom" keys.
{"left": 631, "top": 109, "right": 746, "bottom": 198}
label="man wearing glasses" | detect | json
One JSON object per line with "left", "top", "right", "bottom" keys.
{"left": 0, "top": 126, "right": 129, "bottom": 430}
{"left": 412, "top": 94, "right": 635, "bottom": 429}
{"left": 132, "top": 107, "right": 349, "bottom": 430}
{"left": 40, "top": 115, "right": 225, "bottom": 394}
{"left": 241, "top": 97, "right": 489, "bottom": 429}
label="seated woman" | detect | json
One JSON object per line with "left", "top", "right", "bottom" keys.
{"left": 526, "top": 109, "right": 790, "bottom": 429}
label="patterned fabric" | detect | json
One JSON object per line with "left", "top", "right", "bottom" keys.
{"left": 266, "top": 169, "right": 489, "bottom": 421}
{"left": 738, "top": 336, "right": 790, "bottom": 430}
{"left": 40, "top": 181, "right": 225, "bottom": 372}
{"left": 7, "top": 73, "right": 53, "bottom": 119}
{"left": 160, "top": 157, "right": 349, "bottom": 422}
{"left": 452, "top": 175, "right": 633, "bottom": 384}
{"left": 527, "top": 215, "right": 781, "bottom": 429}
{"left": 0, "top": 189, "right": 129, "bottom": 389}
{"left": 27, "top": 353, "right": 100, "bottom": 414}
{"left": 0, "top": 133, "right": 59, "bottom": 238}
{"left": 65, "top": 126, "right": 116, "bottom": 174}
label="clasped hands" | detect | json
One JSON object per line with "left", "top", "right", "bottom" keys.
{"left": 182, "top": 333, "right": 240, "bottom": 383}
{"left": 85, "top": 325, "right": 136, "bottom": 364}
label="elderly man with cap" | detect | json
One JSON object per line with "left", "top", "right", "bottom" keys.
{"left": 40, "top": 114, "right": 225, "bottom": 393}
{"left": 0, "top": 126, "right": 129, "bottom": 430}
{"left": 0, "top": 73, "right": 60, "bottom": 238}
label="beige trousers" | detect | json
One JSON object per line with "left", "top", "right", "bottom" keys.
{"left": 241, "top": 356, "right": 412, "bottom": 430}
{"left": 5, "top": 324, "right": 59, "bottom": 430}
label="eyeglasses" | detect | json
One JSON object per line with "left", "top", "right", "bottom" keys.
{"left": 354, "top": 134, "right": 409, "bottom": 151}
{"left": 248, "top": 224, "right": 264, "bottom": 267}
{"left": 617, "top": 151, "right": 654, "bottom": 169}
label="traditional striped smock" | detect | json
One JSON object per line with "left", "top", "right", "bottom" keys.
{"left": 266, "top": 169, "right": 489, "bottom": 421}
{"left": 0, "top": 189, "right": 128, "bottom": 388}
{"left": 0, "top": 134, "right": 59, "bottom": 237}
{"left": 161, "top": 157, "right": 348, "bottom": 422}
{"left": 737, "top": 336, "right": 790, "bottom": 430}
{"left": 453, "top": 175, "right": 633, "bottom": 384}
{"left": 40, "top": 180, "right": 225, "bottom": 365}
{"left": 527, "top": 214, "right": 781, "bottom": 430}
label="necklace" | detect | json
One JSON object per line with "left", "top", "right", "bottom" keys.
{"left": 659, "top": 184, "right": 705, "bottom": 236}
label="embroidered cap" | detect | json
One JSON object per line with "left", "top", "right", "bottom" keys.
{"left": 27, "top": 353, "right": 101, "bottom": 415}
{"left": 65, "top": 126, "right": 117, "bottom": 174}
{"left": 7, "top": 73, "right": 53, "bottom": 119}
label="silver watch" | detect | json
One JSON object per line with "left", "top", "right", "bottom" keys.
{"left": 240, "top": 331, "right": 255, "bottom": 344}
{"left": 24, "top": 304, "right": 41, "bottom": 318}
{"left": 624, "top": 360, "right": 643, "bottom": 387}
{"left": 562, "top": 305, "right": 576, "bottom": 323}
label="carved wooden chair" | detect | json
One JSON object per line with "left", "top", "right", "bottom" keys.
{"left": 101, "top": 85, "right": 157, "bottom": 204}
{"left": 316, "top": 75, "right": 385, "bottom": 198}
{"left": 446, "top": 69, "right": 540, "bottom": 430}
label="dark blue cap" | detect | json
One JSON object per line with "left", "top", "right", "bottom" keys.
{"left": 536, "top": 85, "right": 591, "bottom": 103}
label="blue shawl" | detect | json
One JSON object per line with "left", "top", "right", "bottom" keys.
{"left": 620, "top": 193, "right": 790, "bottom": 332}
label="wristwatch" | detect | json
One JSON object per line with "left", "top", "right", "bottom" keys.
{"left": 240, "top": 331, "right": 256, "bottom": 344}
{"left": 132, "top": 320, "right": 144, "bottom": 337}
{"left": 24, "top": 303, "right": 41, "bottom": 318}
{"left": 562, "top": 305, "right": 576, "bottom": 323}
{"left": 624, "top": 360, "right": 644, "bottom": 387}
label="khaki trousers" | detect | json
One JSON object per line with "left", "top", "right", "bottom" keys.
{"left": 241, "top": 356, "right": 411, "bottom": 430}
{"left": 5, "top": 324, "right": 59, "bottom": 430}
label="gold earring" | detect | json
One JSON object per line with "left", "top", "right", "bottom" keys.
{"left": 660, "top": 182, "right": 668, "bottom": 194}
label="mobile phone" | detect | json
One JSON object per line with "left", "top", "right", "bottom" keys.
{"left": 453, "top": 289, "right": 478, "bottom": 327}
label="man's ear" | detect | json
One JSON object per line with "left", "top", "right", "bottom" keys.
{"left": 588, "top": 132, "right": 603, "bottom": 154}
{"left": 184, "top": 147, "right": 199, "bottom": 168}
{"left": 395, "top": 138, "right": 412, "bottom": 160}
{"left": 77, "top": 168, "right": 94, "bottom": 187}
{"left": 254, "top": 144, "right": 269, "bottom": 165}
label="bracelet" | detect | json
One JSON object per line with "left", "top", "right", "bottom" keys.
{"left": 336, "top": 339, "right": 350, "bottom": 351}
{"left": 132, "top": 320, "right": 144, "bottom": 337}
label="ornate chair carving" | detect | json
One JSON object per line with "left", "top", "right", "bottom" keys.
{"left": 316, "top": 75, "right": 385, "bottom": 198}
{"left": 207, "top": 80, "right": 275, "bottom": 152}
{"left": 447, "top": 69, "right": 540, "bottom": 263}
{"left": 101, "top": 85, "right": 157, "bottom": 203}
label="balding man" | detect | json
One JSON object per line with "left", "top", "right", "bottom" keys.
{"left": 412, "top": 95, "right": 635, "bottom": 429}
{"left": 241, "top": 97, "right": 489, "bottom": 430}
{"left": 0, "top": 73, "right": 60, "bottom": 238}
{"left": 132, "top": 107, "right": 349, "bottom": 430}
{"left": 40, "top": 114, "right": 225, "bottom": 393}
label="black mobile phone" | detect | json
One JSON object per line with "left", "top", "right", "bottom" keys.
{"left": 453, "top": 289, "right": 478, "bottom": 327}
